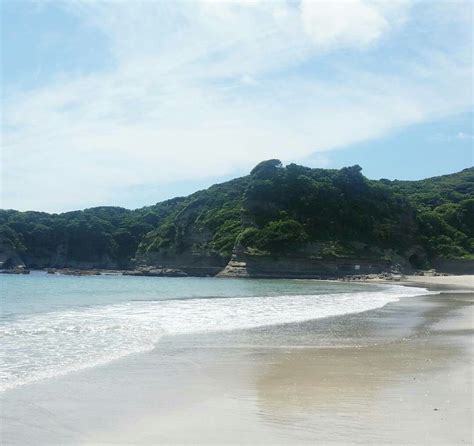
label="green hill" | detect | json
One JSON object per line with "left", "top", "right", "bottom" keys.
{"left": 1, "top": 161, "right": 472, "bottom": 274}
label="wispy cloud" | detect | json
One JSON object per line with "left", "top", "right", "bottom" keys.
{"left": 2, "top": 0, "right": 472, "bottom": 211}
{"left": 456, "top": 132, "right": 473, "bottom": 140}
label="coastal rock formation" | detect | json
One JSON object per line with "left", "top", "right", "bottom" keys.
{"left": 124, "top": 267, "right": 188, "bottom": 277}
{"left": 0, "top": 267, "right": 30, "bottom": 274}
{"left": 133, "top": 253, "right": 226, "bottom": 277}
{"left": 218, "top": 253, "right": 392, "bottom": 279}
{"left": 217, "top": 258, "right": 250, "bottom": 278}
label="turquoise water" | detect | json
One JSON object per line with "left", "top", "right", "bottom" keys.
{"left": 1, "top": 271, "right": 384, "bottom": 317}
{"left": 1, "top": 272, "right": 430, "bottom": 391}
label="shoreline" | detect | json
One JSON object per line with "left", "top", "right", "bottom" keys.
{"left": 0, "top": 278, "right": 426, "bottom": 395}
{"left": 1, "top": 277, "right": 472, "bottom": 444}
{"left": 82, "top": 286, "right": 474, "bottom": 445}
{"left": 3, "top": 266, "right": 474, "bottom": 285}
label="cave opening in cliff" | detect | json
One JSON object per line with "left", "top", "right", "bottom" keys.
{"left": 408, "top": 254, "right": 423, "bottom": 270}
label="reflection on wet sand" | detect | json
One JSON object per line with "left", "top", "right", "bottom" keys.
{"left": 254, "top": 293, "right": 473, "bottom": 444}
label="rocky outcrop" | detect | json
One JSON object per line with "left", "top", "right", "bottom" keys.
{"left": 47, "top": 269, "right": 101, "bottom": 276}
{"left": 217, "top": 258, "right": 249, "bottom": 278}
{"left": 218, "top": 252, "right": 392, "bottom": 279}
{"left": 432, "top": 259, "right": 474, "bottom": 275}
{"left": 124, "top": 266, "right": 188, "bottom": 277}
{"left": 0, "top": 267, "right": 30, "bottom": 274}
{"left": 133, "top": 252, "right": 227, "bottom": 276}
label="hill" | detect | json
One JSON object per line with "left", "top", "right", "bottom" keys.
{"left": 1, "top": 161, "right": 472, "bottom": 276}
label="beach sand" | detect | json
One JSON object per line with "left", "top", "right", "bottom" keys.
{"left": 398, "top": 274, "right": 474, "bottom": 290}
{"left": 1, "top": 276, "right": 473, "bottom": 445}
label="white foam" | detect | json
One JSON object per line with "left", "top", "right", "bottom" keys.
{"left": 0, "top": 285, "right": 433, "bottom": 391}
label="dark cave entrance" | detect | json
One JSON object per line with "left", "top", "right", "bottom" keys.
{"left": 408, "top": 253, "right": 423, "bottom": 270}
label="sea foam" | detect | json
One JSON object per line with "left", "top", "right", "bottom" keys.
{"left": 0, "top": 284, "right": 433, "bottom": 391}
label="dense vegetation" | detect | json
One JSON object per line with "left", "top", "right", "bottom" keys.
{"left": 1, "top": 161, "right": 472, "bottom": 269}
{"left": 240, "top": 160, "right": 418, "bottom": 257}
{"left": 0, "top": 200, "right": 186, "bottom": 268}
{"left": 388, "top": 168, "right": 474, "bottom": 259}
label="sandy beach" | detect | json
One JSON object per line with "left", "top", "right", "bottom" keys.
{"left": 1, "top": 275, "right": 473, "bottom": 445}
{"left": 397, "top": 274, "right": 474, "bottom": 290}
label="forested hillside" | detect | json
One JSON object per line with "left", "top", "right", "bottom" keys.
{"left": 0, "top": 199, "right": 186, "bottom": 268}
{"left": 389, "top": 168, "right": 474, "bottom": 260}
{"left": 1, "top": 161, "right": 472, "bottom": 271}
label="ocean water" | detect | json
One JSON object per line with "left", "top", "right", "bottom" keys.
{"left": 0, "top": 272, "right": 432, "bottom": 392}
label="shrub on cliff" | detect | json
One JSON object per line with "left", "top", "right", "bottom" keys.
{"left": 240, "top": 218, "right": 308, "bottom": 253}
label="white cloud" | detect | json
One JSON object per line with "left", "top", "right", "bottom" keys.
{"left": 301, "top": 0, "right": 389, "bottom": 49}
{"left": 1, "top": 0, "right": 472, "bottom": 212}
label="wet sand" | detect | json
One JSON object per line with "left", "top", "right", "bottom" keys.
{"left": 1, "top": 278, "right": 473, "bottom": 445}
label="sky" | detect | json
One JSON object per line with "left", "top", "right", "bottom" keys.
{"left": 1, "top": 0, "right": 473, "bottom": 213}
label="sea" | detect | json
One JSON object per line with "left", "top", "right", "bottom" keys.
{"left": 0, "top": 271, "right": 432, "bottom": 393}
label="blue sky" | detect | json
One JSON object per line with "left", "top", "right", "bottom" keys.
{"left": 1, "top": 0, "right": 473, "bottom": 212}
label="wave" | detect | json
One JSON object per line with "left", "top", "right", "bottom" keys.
{"left": 0, "top": 285, "right": 433, "bottom": 391}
